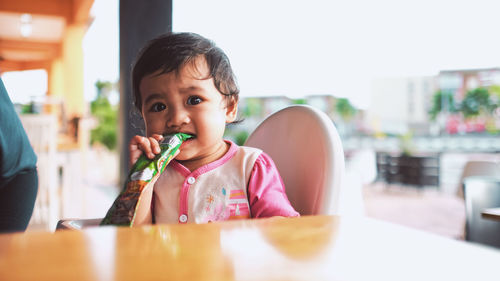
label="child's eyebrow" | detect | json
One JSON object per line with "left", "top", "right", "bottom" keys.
{"left": 178, "top": 86, "right": 205, "bottom": 93}
{"left": 143, "top": 93, "right": 163, "bottom": 105}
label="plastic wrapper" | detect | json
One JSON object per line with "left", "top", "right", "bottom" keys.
{"left": 100, "top": 133, "right": 192, "bottom": 226}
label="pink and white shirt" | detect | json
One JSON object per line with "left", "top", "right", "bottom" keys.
{"left": 153, "top": 140, "right": 299, "bottom": 224}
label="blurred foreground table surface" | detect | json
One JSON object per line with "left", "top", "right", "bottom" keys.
{"left": 1, "top": 215, "right": 499, "bottom": 281}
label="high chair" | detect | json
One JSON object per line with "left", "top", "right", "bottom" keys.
{"left": 57, "top": 105, "right": 345, "bottom": 230}
{"left": 244, "top": 105, "right": 345, "bottom": 215}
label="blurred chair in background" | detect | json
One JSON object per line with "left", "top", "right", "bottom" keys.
{"left": 457, "top": 161, "right": 500, "bottom": 199}
{"left": 462, "top": 176, "right": 500, "bottom": 249}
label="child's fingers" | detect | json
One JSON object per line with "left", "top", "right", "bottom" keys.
{"left": 129, "top": 135, "right": 147, "bottom": 166}
{"left": 151, "top": 134, "right": 163, "bottom": 141}
{"left": 148, "top": 136, "right": 161, "bottom": 155}
{"left": 150, "top": 134, "right": 163, "bottom": 154}
{"left": 131, "top": 135, "right": 155, "bottom": 159}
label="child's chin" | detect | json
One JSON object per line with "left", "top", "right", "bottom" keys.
{"left": 175, "top": 149, "right": 192, "bottom": 161}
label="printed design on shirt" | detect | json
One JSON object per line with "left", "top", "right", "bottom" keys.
{"left": 227, "top": 189, "right": 250, "bottom": 220}
{"left": 201, "top": 187, "right": 250, "bottom": 223}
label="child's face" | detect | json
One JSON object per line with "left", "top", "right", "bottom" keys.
{"left": 139, "top": 57, "right": 237, "bottom": 169}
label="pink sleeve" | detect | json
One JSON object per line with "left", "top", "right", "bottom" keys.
{"left": 248, "top": 152, "right": 300, "bottom": 218}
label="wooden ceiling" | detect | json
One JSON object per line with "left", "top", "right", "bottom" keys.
{"left": 0, "top": 0, "right": 94, "bottom": 72}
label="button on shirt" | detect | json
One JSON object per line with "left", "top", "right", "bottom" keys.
{"left": 179, "top": 214, "right": 188, "bottom": 223}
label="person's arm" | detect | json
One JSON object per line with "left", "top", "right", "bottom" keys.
{"left": 0, "top": 78, "right": 38, "bottom": 232}
{"left": 247, "top": 152, "right": 300, "bottom": 218}
{"left": 0, "top": 168, "right": 38, "bottom": 232}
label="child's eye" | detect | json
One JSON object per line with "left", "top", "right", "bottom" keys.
{"left": 187, "top": 96, "right": 202, "bottom": 105}
{"left": 150, "top": 102, "right": 166, "bottom": 112}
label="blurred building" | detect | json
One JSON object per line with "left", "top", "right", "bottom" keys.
{"left": 438, "top": 68, "right": 500, "bottom": 100}
{"left": 366, "top": 68, "right": 500, "bottom": 137}
{"left": 366, "top": 76, "right": 438, "bottom": 136}
{"left": 0, "top": 0, "right": 94, "bottom": 125}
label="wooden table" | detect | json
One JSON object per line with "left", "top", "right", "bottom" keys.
{"left": 482, "top": 208, "right": 500, "bottom": 221}
{"left": 1, "top": 215, "right": 500, "bottom": 281}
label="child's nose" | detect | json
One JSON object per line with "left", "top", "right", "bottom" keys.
{"left": 166, "top": 107, "right": 190, "bottom": 128}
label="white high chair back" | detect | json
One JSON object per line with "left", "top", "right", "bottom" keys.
{"left": 244, "top": 105, "right": 345, "bottom": 215}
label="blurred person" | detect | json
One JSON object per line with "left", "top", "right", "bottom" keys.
{"left": 0, "top": 78, "right": 38, "bottom": 232}
{"left": 129, "top": 32, "right": 299, "bottom": 224}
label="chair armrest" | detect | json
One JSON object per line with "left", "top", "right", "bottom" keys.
{"left": 56, "top": 218, "right": 103, "bottom": 230}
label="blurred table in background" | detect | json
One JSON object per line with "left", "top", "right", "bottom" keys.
{"left": 482, "top": 208, "right": 500, "bottom": 221}
{"left": 1, "top": 216, "right": 500, "bottom": 281}
{"left": 463, "top": 176, "right": 500, "bottom": 249}
{"left": 376, "top": 152, "right": 440, "bottom": 188}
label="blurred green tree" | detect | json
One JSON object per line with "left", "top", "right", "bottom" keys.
{"left": 90, "top": 80, "right": 118, "bottom": 150}
{"left": 292, "top": 98, "right": 307, "bottom": 105}
{"left": 460, "top": 87, "right": 493, "bottom": 119}
{"left": 428, "top": 90, "right": 457, "bottom": 120}
{"left": 335, "top": 98, "right": 357, "bottom": 120}
{"left": 241, "top": 98, "right": 263, "bottom": 118}
{"left": 489, "top": 85, "right": 500, "bottom": 108}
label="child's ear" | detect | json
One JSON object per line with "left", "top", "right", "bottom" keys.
{"left": 225, "top": 97, "right": 238, "bottom": 123}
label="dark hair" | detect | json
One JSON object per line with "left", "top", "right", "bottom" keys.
{"left": 132, "top": 32, "right": 239, "bottom": 112}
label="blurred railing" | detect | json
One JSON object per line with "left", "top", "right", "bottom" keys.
{"left": 20, "top": 114, "right": 59, "bottom": 231}
{"left": 343, "top": 135, "right": 500, "bottom": 153}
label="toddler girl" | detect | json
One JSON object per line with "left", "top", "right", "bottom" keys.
{"left": 130, "top": 32, "right": 298, "bottom": 225}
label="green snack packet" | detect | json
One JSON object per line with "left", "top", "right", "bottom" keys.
{"left": 100, "top": 133, "right": 192, "bottom": 226}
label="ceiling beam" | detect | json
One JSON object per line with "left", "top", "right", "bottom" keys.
{"left": 0, "top": 60, "right": 51, "bottom": 73}
{"left": 0, "top": 39, "right": 61, "bottom": 59}
{"left": 0, "top": 0, "right": 72, "bottom": 22}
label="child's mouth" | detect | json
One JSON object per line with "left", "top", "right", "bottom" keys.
{"left": 178, "top": 133, "right": 195, "bottom": 146}
{"left": 180, "top": 136, "right": 194, "bottom": 149}
{"left": 162, "top": 132, "right": 195, "bottom": 138}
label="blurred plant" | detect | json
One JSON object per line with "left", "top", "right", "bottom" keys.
{"left": 292, "top": 98, "right": 307, "bottom": 105}
{"left": 20, "top": 101, "right": 36, "bottom": 114}
{"left": 241, "top": 98, "right": 262, "bottom": 118}
{"left": 489, "top": 85, "right": 500, "bottom": 108}
{"left": 491, "top": 85, "right": 500, "bottom": 95}
{"left": 428, "top": 90, "right": 457, "bottom": 120}
{"left": 459, "top": 87, "right": 494, "bottom": 119}
{"left": 398, "top": 131, "right": 414, "bottom": 156}
{"left": 335, "top": 98, "right": 357, "bottom": 120}
{"left": 90, "top": 80, "right": 118, "bottom": 150}
{"left": 234, "top": 130, "right": 249, "bottom": 146}
{"left": 485, "top": 118, "right": 500, "bottom": 134}
{"left": 223, "top": 128, "right": 249, "bottom": 146}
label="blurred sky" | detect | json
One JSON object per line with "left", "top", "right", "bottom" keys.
{"left": 174, "top": 0, "right": 500, "bottom": 108}
{"left": 4, "top": 0, "right": 500, "bottom": 109}
{"left": 83, "top": 0, "right": 119, "bottom": 105}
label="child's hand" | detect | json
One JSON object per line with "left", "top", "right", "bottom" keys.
{"left": 129, "top": 134, "right": 163, "bottom": 166}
